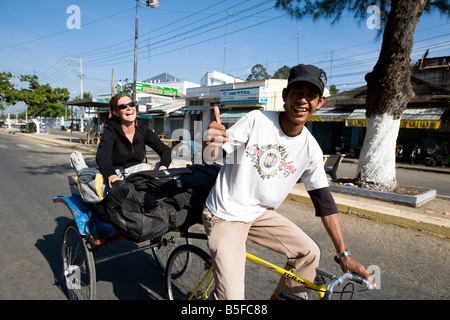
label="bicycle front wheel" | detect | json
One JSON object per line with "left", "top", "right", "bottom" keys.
{"left": 166, "top": 244, "right": 215, "bottom": 300}
{"left": 151, "top": 236, "right": 189, "bottom": 273}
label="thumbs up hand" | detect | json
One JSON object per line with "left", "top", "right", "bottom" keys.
{"left": 205, "top": 106, "right": 228, "bottom": 159}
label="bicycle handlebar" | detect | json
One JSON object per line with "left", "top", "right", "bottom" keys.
{"left": 320, "top": 270, "right": 374, "bottom": 300}
{"left": 280, "top": 268, "right": 374, "bottom": 300}
{"left": 278, "top": 290, "right": 305, "bottom": 301}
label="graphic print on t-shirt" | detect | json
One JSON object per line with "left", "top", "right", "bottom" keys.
{"left": 246, "top": 144, "right": 298, "bottom": 179}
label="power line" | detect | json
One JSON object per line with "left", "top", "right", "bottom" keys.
{"left": 82, "top": 1, "right": 275, "bottom": 67}
{"left": 0, "top": 7, "right": 135, "bottom": 51}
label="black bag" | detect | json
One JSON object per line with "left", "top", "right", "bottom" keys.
{"left": 104, "top": 164, "right": 221, "bottom": 243}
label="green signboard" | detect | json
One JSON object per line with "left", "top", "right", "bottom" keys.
{"left": 118, "top": 82, "right": 178, "bottom": 97}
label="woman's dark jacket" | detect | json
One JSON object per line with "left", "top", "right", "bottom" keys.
{"left": 96, "top": 118, "right": 171, "bottom": 178}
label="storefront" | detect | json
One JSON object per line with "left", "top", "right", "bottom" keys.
{"left": 307, "top": 109, "right": 353, "bottom": 154}
{"left": 138, "top": 100, "right": 186, "bottom": 137}
{"left": 345, "top": 107, "right": 447, "bottom": 129}
{"left": 218, "top": 86, "right": 268, "bottom": 127}
{"left": 345, "top": 107, "right": 449, "bottom": 159}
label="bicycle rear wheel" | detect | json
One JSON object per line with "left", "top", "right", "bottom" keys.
{"left": 61, "top": 222, "right": 96, "bottom": 300}
{"left": 166, "top": 244, "right": 214, "bottom": 300}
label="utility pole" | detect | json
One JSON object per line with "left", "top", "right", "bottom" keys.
{"left": 133, "top": 0, "right": 139, "bottom": 103}
{"left": 78, "top": 58, "right": 84, "bottom": 133}
{"left": 133, "top": 0, "right": 159, "bottom": 102}
{"left": 111, "top": 69, "right": 115, "bottom": 96}
{"left": 223, "top": 10, "right": 230, "bottom": 79}
{"left": 296, "top": 28, "right": 308, "bottom": 64}
{"left": 66, "top": 57, "right": 84, "bottom": 132}
{"left": 328, "top": 50, "right": 334, "bottom": 85}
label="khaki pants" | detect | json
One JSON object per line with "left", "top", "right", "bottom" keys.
{"left": 202, "top": 209, "right": 321, "bottom": 300}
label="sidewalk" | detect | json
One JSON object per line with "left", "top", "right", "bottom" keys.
{"left": 5, "top": 128, "right": 450, "bottom": 238}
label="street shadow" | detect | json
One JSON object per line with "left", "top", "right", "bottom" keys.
{"left": 35, "top": 216, "right": 72, "bottom": 298}
{"left": 93, "top": 240, "right": 167, "bottom": 300}
{"left": 20, "top": 150, "right": 96, "bottom": 176}
{"left": 22, "top": 162, "right": 72, "bottom": 176}
{"left": 35, "top": 216, "right": 167, "bottom": 300}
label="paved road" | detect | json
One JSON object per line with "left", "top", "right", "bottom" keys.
{"left": 335, "top": 161, "right": 450, "bottom": 197}
{"left": 1, "top": 131, "right": 448, "bottom": 300}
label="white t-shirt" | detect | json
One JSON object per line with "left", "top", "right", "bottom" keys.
{"left": 206, "top": 110, "right": 329, "bottom": 223}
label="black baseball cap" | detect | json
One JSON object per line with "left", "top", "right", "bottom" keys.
{"left": 287, "top": 64, "right": 327, "bottom": 96}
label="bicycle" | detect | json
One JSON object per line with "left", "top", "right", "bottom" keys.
{"left": 165, "top": 242, "right": 374, "bottom": 300}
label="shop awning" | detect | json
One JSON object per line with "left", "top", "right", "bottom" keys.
{"left": 138, "top": 113, "right": 164, "bottom": 119}
{"left": 139, "top": 102, "right": 185, "bottom": 119}
{"left": 400, "top": 107, "right": 446, "bottom": 129}
{"left": 180, "top": 109, "right": 201, "bottom": 115}
{"left": 65, "top": 98, "right": 109, "bottom": 108}
{"left": 345, "top": 107, "right": 447, "bottom": 129}
{"left": 345, "top": 109, "right": 366, "bottom": 127}
{"left": 309, "top": 109, "right": 351, "bottom": 122}
{"left": 220, "top": 110, "right": 251, "bottom": 124}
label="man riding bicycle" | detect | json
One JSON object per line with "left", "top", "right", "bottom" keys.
{"left": 203, "top": 64, "right": 374, "bottom": 300}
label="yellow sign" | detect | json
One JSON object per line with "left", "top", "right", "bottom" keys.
{"left": 346, "top": 119, "right": 441, "bottom": 129}
{"left": 309, "top": 115, "right": 347, "bottom": 122}
{"left": 345, "top": 119, "right": 366, "bottom": 127}
{"left": 400, "top": 120, "right": 441, "bottom": 129}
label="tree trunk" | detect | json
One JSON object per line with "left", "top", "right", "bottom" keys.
{"left": 358, "top": 0, "right": 429, "bottom": 191}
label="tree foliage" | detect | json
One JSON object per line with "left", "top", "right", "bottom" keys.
{"left": 272, "top": 65, "right": 291, "bottom": 79}
{"left": 18, "top": 74, "right": 70, "bottom": 118}
{"left": 0, "top": 72, "right": 18, "bottom": 107}
{"left": 274, "top": 0, "right": 449, "bottom": 192}
{"left": 246, "top": 64, "right": 271, "bottom": 81}
{"left": 275, "top": 0, "right": 448, "bottom": 34}
{"left": 1, "top": 72, "right": 70, "bottom": 117}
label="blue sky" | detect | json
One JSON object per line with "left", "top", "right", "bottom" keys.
{"left": 0, "top": 0, "right": 448, "bottom": 112}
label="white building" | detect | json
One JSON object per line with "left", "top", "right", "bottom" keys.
{"left": 181, "top": 78, "right": 288, "bottom": 139}
{"left": 200, "top": 70, "right": 245, "bottom": 87}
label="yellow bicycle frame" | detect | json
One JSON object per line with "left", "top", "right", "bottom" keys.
{"left": 188, "top": 266, "right": 215, "bottom": 300}
{"left": 245, "top": 253, "right": 327, "bottom": 299}
{"left": 189, "top": 252, "right": 327, "bottom": 300}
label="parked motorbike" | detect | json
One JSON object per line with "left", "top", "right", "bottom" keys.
{"left": 424, "top": 145, "right": 450, "bottom": 167}
{"left": 396, "top": 144, "right": 404, "bottom": 162}
{"left": 19, "top": 121, "right": 50, "bottom": 134}
{"left": 409, "top": 144, "right": 422, "bottom": 164}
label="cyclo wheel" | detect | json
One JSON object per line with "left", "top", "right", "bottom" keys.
{"left": 151, "top": 236, "right": 190, "bottom": 273}
{"left": 166, "top": 244, "right": 214, "bottom": 300}
{"left": 61, "top": 221, "right": 96, "bottom": 300}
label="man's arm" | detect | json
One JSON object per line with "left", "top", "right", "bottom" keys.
{"left": 321, "top": 213, "right": 375, "bottom": 286}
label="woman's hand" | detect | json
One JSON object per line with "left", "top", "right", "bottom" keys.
{"left": 107, "top": 174, "right": 121, "bottom": 188}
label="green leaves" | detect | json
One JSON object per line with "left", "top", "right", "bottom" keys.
{"left": 0, "top": 72, "right": 70, "bottom": 117}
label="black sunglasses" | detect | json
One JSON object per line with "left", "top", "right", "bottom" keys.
{"left": 116, "top": 102, "right": 136, "bottom": 110}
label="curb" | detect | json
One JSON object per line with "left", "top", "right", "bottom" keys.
{"left": 286, "top": 191, "right": 450, "bottom": 239}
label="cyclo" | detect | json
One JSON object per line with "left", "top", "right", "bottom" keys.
{"left": 53, "top": 156, "right": 219, "bottom": 300}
